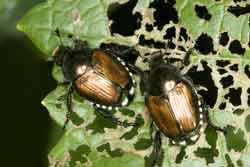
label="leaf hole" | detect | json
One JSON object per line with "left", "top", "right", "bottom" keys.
{"left": 149, "top": 0, "right": 178, "bottom": 30}
{"left": 224, "top": 87, "right": 242, "bottom": 106}
{"left": 194, "top": 33, "right": 214, "bottom": 55}
{"left": 216, "top": 60, "right": 231, "bottom": 67}
{"left": 108, "top": 0, "right": 142, "bottom": 36}
{"left": 229, "top": 40, "right": 245, "bottom": 55}
{"left": 194, "top": 4, "right": 212, "bottom": 21}
{"left": 217, "top": 68, "right": 227, "bottom": 75}
{"left": 145, "top": 23, "right": 154, "bottom": 32}
{"left": 139, "top": 34, "right": 166, "bottom": 49}
{"left": 244, "top": 65, "right": 250, "bottom": 79}
{"left": 187, "top": 62, "right": 218, "bottom": 108}
{"left": 178, "top": 45, "right": 186, "bottom": 52}
{"left": 178, "top": 27, "right": 189, "bottom": 41}
{"left": 219, "top": 32, "right": 230, "bottom": 46}
{"left": 229, "top": 64, "right": 239, "bottom": 72}
{"left": 219, "top": 102, "right": 226, "bottom": 110}
{"left": 227, "top": 4, "right": 250, "bottom": 17}
{"left": 219, "top": 75, "right": 234, "bottom": 89}
{"left": 163, "top": 26, "right": 176, "bottom": 39}
{"left": 233, "top": 108, "right": 244, "bottom": 115}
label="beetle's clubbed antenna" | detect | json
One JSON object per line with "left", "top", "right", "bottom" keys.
{"left": 55, "top": 28, "right": 64, "bottom": 46}
{"left": 53, "top": 28, "right": 68, "bottom": 66}
{"left": 183, "top": 48, "right": 194, "bottom": 66}
{"left": 149, "top": 51, "right": 164, "bottom": 68}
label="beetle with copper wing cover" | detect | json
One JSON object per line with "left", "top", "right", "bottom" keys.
{"left": 129, "top": 50, "right": 226, "bottom": 166}
{"left": 53, "top": 29, "right": 139, "bottom": 129}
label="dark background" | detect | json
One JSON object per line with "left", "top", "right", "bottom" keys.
{"left": 0, "top": 1, "right": 61, "bottom": 167}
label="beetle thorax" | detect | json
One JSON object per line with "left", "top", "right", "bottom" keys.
{"left": 164, "top": 80, "right": 176, "bottom": 92}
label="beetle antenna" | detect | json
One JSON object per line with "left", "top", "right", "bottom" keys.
{"left": 149, "top": 51, "right": 164, "bottom": 68}
{"left": 55, "top": 28, "right": 64, "bottom": 46}
{"left": 183, "top": 48, "right": 194, "bottom": 66}
{"left": 53, "top": 28, "right": 68, "bottom": 66}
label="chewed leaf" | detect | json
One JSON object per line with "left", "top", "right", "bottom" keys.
{"left": 181, "top": 159, "right": 206, "bottom": 167}
{"left": 17, "top": 0, "right": 110, "bottom": 58}
{"left": 91, "top": 154, "right": 144, "bottom": 167}
{"left": 18, "top": 0, "right": 250, "bottom": 166}
{"left": 49, "top": 128, "right": 105, "bottom": 166}
{"left": 42, "top": 85, "right": 95, "bottom": 128}
{"left": 209, "top": 110, "right": 236, "bottom": 128}
{"left": 239, "top": 144, "right": 250, "bottom": 166}
{"left": 52, "top": 64, "right": 64, "bottom": 83}
{"left": 42, "top": 85, "right": 69, "bottom": 126}
{"left": 176, "top": 0, "right": 250, "bottom": 45}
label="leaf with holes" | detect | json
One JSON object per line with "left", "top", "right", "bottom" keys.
{"left": 18, "top": 0, "right": 250, "bottom": 166}
{"left": 176, "top": 0, "right": 250, "bottom": 45}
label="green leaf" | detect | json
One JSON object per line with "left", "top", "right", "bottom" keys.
{"left": 49, "top": 128, "right": 105, "bottom": 166}
{"left": 238, "top": 144, "right": 250, "bottom": 167}
{"left": 43, "top": 81, "right": 147, "bottom": 166}
{"left": 92, "top": 154, "right": 144, "bottom": 167}
{"left": 181, "top": 159, "right": 206, "bottom": 167}
{"left": 42, "top": 85, "right": 96, "bottom": 128}
{"left": 209, "top": 110, "right": 235, "bottom": 128}
{"left": 17, "top": 0, "right": 110, "bottom": 58}
{"left": 244, "top": 114, "right": 250, "bottom": 132}
{"left": 176, "top": 0, "right": 250, "bottom": 45}
{"left": 52, "top": 64, "right": 64, "bottom": 83}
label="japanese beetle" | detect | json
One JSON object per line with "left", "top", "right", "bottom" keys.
{"left": 53, "top": 29, "right": 139, "bottom": 128}
{"left": 129, "top": 50, "right": 225, "bottom": 166}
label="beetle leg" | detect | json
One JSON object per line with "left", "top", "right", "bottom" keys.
{"left": 93, "top": 106, "right": 137, "bottom": 127}
{"left": 180, "top": 75, "right": 194, "bottom": 86}
{"left": 121, "top": 87, "right": 135, "bottom": 107}
{"left": 54, "top": 28, "right": 64, "bottom": 46}
{"left": 126, "top": 63, "right": 144, "bottom": 75}
{"left": 205, "top": 108, "right": 226, "bottom": 134}
{"left": 149, "top": 121, "right": 155, "bottom": 141}
{"left": 200, "top": 98, "right": 226, "bottom": 134}
{"left": 151, "top": 131, "right": 162, "bottom": 167}
{"left": 100, "top": 43, "right": 139, "bottom": 65}
{"left": 183, "top": 48, "right": 194, "bottom": 66}
{"left": 127, "top": 64, "right": 151, "bottom": 96}
{"left": 63, "top": 84, "right": 74, "bottom": 129}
